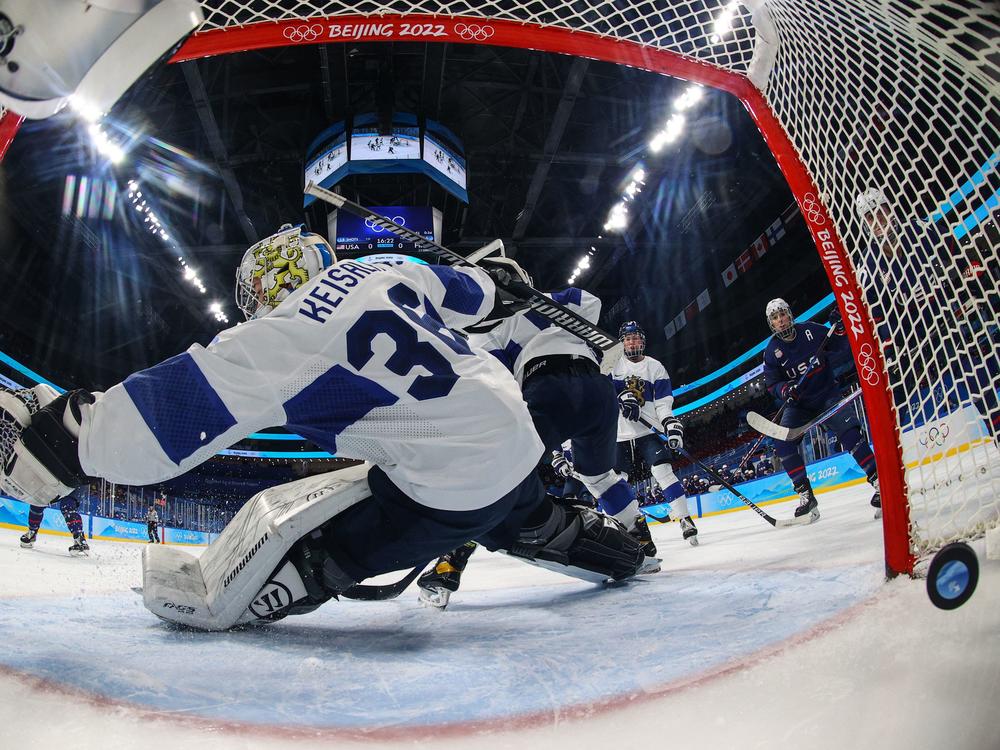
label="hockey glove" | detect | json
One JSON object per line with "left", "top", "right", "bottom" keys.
{"left": 827, "top": 307, "right": 846, "bottom": 336}
{"left": 551, "top": 450, "right": 573, "bottom": 478}
{"left": 617, "top": 390, "right": 641, "bottom": 421}
{"left": 662, "top": 417, "right": 684, "bottom": 451}
{"left": 780, "top": 382, "right": 800, "bottom": 403}
{"left": 1, "top": 388, "right": 94, "bottom": 506}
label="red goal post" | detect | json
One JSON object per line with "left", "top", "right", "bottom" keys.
{"left": 2, "top": 1, "right": 996, "bottom": 577}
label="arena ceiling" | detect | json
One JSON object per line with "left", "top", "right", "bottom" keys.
{"left": 0, "top": 39, "right": 831, "bottom": 393}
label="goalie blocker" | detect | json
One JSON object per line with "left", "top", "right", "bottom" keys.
{"left": 143, "top": 465, "right": 648, "bottom": 631}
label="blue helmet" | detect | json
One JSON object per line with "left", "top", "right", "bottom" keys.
{"left": 619, "top": 320, "right": 646, "bottom": 359}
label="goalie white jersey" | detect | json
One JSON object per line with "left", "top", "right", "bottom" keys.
{"left": 77, "top": 260, "right": 544, "bottom": 512}
{"left": 468, "top": 287, "right": 600, "bottom": 383}
{"left": 608, "top": 355, "right": 676, "bottom": 441}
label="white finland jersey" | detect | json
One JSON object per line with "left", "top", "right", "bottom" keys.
{"left": 468, "top": 287, "right": 600, "bottom": 384}
{"left": 608, "top": 354, "right": 676, "bottom": 441}
{"left": 77, "top": 260, "right": 544, "bottom": 512}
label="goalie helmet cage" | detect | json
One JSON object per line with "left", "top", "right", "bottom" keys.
{"left": 1, "top": 1, "right": 996, "bottom": 576}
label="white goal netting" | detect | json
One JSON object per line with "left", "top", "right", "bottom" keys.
{"left": 193, "top": 0, "right": 1000, "bottom": 569}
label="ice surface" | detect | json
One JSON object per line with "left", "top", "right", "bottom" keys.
{"left": 0, "top": 483, "right": 997, "bottom": 750}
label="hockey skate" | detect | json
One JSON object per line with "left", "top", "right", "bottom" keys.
{"left": 68, "top": 533, "right": 90, "bottom": 555}
{"left": 868, "top": 476, "right": 882, "bottom": 519}
{"left": 679, "top": 516, "right": 699, "bottom": 546}
{"left": 629, "top": 514, "right": 658, "bottom": 557}
{"left": 19, "top": 529, "right": 37, "bottom": 548}
{"left": 792, "top": 483, "right": 820, "bottom": 523}
{"left": 417, "top": 542, "right": 477, "bottom": 610}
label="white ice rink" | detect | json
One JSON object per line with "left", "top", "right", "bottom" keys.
{"left": 0, "top": 483, "right": 997, "bottom": 750}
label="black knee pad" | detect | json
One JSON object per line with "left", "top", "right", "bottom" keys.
{"left": 510, "top": 504, "right": 644, "bottom": 582}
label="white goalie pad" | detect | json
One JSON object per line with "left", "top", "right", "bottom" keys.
{"left": 142, "top": 464, "right": 371, "bottom": 631}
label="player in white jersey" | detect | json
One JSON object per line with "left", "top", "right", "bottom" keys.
{"left": 416, "top": 253, "right": 654, "bottom": 608}
{"left": 0, "top": 225, "right": 647, "bottom": 629}
{"left": 610, "top": 321, "right": 699, "bottom": 545}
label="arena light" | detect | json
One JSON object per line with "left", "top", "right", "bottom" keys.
{"left": 711, "top": 1, "right": 740, "bottom": 42}
{"left": 604, "top": 201, "right": 629, "bottom": 232}
{"left": 673, "top": 85, "right": 705, "bottom": 112}
{"left": 649, "top": 114, "right": 686, "bottom": 153}
{"left": 87, "top": 123, "right": 125, "bottom": 164}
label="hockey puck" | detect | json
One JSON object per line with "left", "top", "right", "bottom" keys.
{"left": 926, "top": 542, "right": 978, "bottom": 610}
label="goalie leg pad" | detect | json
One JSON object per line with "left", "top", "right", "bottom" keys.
{"left": 142, "top": 465, "right": 371, "bottom": 631}
{"left": 504, "top": 503, "right": 645, "bottom": 584}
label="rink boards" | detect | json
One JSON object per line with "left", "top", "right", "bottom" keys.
{"left": 0, "top": 499, "right": 215, "bottom": 546}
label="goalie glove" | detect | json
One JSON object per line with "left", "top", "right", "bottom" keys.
{"left": 617, "top": 390, "right": 641, "bottom": 422}
{"left": 1, "top": 387, "right": 95, "bottom": 506}
{"left": 661, "top": 417, "right": 684, "bottom": 451}
{"left": 551, "top": 450, "right": 573, "bottom": 478}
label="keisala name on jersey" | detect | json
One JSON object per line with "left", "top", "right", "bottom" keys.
{"left": 297, "top": 261, "right": 386, "bottom": 323}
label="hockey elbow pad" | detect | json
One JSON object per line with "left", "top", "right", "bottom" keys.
{"left": 3, "top": 389, "right": 95, "bottom": 505}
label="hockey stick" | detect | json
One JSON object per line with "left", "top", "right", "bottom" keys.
{"left": 134, "top": 563, "right": 430, "bottom": 603}
{"left": 747, "top": 389, "right": 862, "bottom": 442}
{"left": 340, "top": 562, "right": 429, "bottom": 601}
{"left": 638, "top": 417, "right": 811, "bottom": 528}
{"left": 304, "top": 182, "right": 624, "bottom": 372}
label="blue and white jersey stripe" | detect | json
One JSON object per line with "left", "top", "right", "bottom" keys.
{"left": 468, "top": 287, "right": 601, "bottom": 384}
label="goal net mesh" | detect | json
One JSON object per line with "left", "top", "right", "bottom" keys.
{"left": 195, "top": 1, "right": 1000, "bottom": 560}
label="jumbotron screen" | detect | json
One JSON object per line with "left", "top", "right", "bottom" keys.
{"left": 332, "top": 206, "right": 439, "bottom": 262}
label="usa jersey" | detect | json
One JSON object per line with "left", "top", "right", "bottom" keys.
{"left": 608, "top": 355, "right": 676, "bottom": 441}
{"left": 468, "top": 287, "right": 599, "bottom": 383}
{"left": 762, "top": 321, "right": 849, "bottom": 406}
{"left": 77, "top": 260, "right": 544, "bottom": 512}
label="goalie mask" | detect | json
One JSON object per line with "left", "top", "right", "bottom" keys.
{"left": 765, "top": 298, "right": 796, "bottom": 342}
{"left": 619, "top": 320, "right": 646, "bottom": 361}
{"left": 235, "top": 224, "right": 335, "bottom": 320}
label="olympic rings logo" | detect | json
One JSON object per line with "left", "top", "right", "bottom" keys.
{"left": 918, "top": 424, "right": 950, "bottom": 448}
{"left": 283, "top": 24, "right": 323, "bottom": 42}
{"left": 454, "top": 23, "right": 495, "bottom": 41}
{"left": 857, "top": 342, "right": 881, "bottom": 386}
{"left": 801, "top": 192, "right": 826, "bottom": 225}
{"left": 365, "top": 216, "right": 405, "bottom": 232}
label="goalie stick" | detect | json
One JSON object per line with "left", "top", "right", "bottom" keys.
{"left": 340, "top": 563, "right": 429, "bottom": 601}
{"left": 638, "top": 417, "right": 813, "bottom": 528}
{"left": 304, "top": 182, "right": 624, "bottom": 373}
{"left": 133, "top": 563, "right": 429, "bottom": 603}
{"left": 746, "top": 389, "right": 863, "bottom": 443}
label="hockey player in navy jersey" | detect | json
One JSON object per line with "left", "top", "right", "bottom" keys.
{"left": 417, "top": 252, "right": 655, "bottom": 608}
{"left": 762, "top": 298, "right": 880, "bottom": 521}
{"left": 19, "top": 495, "right": 89, "bottom": 554}
{"left": 609, "top": 321, "right": 699, "bottom": 545}
{"left": 0, "top": 225, "right": 647, "bottom": 630}
{"left": 854, "top": 187, "right": 999, "bottom": 439}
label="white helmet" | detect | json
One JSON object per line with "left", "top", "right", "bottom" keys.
{"left": 854, "top": 187, "right": 889, "bottom": 218}
{"left": 765, "top": 298, "right": 796, "bottom": 342}
{"left": 235, "top": 224, "right": 335, "bottom": 320}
